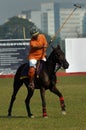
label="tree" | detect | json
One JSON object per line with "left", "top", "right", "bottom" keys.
{"left": 0, "top": 16, "right": 35, "bottom": 39}
{"left": 0, "top": 16, "right": 52, "bottom": 41}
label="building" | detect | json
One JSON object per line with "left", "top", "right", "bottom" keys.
{"left": 41, "top": 2, "right": 60, "bottom": 36}
{"left": 21, "top": 10, "right": 31, "bottom": 21}
{"left": 31, "top": 10, "right": 42, "bottom": 29}
{"left": 19, "top": 2, "right": 86, "bottom": 40}
{"left": 17, "top": 14, "right": 27, "bottom": 19}
{"left": 60, "top": 7, "right": 86, "bottom": 40}
{"left": 19, "top": 2, "right": 60, "bottom": 36}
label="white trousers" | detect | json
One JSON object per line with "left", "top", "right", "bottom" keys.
{"left": 29, "top": 58, "right": 46, "bottom": 68}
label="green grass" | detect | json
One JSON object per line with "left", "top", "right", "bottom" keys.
{"left": 0, "top": 76, "right": 86, "bottom": 130}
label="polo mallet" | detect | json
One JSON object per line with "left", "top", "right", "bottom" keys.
{"left": 49, "top": 4, "right": 81, "bottom": 44}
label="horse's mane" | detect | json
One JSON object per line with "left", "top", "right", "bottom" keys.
{"left": 45, "top": 50, "right": 56, "bottom": 75}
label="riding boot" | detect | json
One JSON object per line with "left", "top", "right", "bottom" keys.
{"left": 28, "top": 67, "right": 35, "bottom": 90}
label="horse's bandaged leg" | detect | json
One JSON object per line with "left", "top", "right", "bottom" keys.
{"left": 59, "top": 97, "right": 66, "bottom": 111}
{"left": 42, "top": 107, "right": 48, "bottom": 118}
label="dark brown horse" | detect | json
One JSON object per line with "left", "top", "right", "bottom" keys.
{"left": 8, "top": 45, "right": 69, "bottom": 118}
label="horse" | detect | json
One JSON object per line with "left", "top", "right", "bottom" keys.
{"left": 8, "top": 45, "right": 69, "bottom": 118}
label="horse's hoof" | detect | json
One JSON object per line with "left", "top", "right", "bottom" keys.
{"left": 62, "top": 110, "right": 66, "bottom": 115}
{"left": 28, "top": 114, "right": 34, "bottom": 118}
{"left": 43, "top": 115, "right": 48, "bottom": 118}
{"left": 43, "top": 113, "right": 48, "bottom": 118}
{"left": 30, "top": 115, "right": 34, "bottom": 118}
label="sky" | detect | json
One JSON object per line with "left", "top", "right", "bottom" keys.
{"left": 0, "top": 0, "right": 86, "bottom": 25}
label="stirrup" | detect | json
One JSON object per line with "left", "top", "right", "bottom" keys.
{"left": 29, "top": 82, "right": 35, "bottom": 90}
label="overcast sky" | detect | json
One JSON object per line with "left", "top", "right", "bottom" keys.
{"left": 0, "top": 0, "right": 86, "bottom": 25}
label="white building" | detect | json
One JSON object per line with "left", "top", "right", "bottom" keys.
{"left": 31, "top": 10, "right": 42, "bottom": 29}
{"left": 17, "top": 14, "right": 27, "bottom": 19}
{"left": 60, "top": 8, "right": 86, "bottom": 40}
{"left": 41, "top": 2, "right": 59, "bottom": 36}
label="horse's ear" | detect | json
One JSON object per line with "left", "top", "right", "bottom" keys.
{"left": 57, "top": 44, "right": 61, "bottom": 49}
{"left": 51, "top": 45, "right": 56, "bottom": 50}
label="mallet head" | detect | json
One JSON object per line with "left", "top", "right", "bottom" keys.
{"left": 74, "top": 4, "right": 81, "bottom": 8}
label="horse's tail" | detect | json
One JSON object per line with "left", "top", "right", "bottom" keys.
{"left": 13, "top": 63, "right": 27, "bottom": 88}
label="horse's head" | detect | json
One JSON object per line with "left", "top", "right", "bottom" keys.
{"left": 52, "top": 45, "right": 69, "bottom": 69}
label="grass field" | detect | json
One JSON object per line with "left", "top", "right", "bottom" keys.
{"left": 0, "top": 75, "right": 86, "bottom": 130}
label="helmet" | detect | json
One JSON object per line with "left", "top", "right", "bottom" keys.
{"left": 30, "top": 26, "right": 39, "bottom": 37}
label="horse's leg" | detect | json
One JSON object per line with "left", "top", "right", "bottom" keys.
{"left": 8, "top": 79, "right": 23, "bottom": 116}
{"left": 24, "top": 80, "right": 34, "bottom": 118}
{"left": 50, "top": 86, "right": 66, "bottom": 115}
{"left": 40, "top": 88, "right": 48, "bottom": 118}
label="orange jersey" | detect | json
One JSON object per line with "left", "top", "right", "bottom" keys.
{"left": 28, "top": 34, "right": 48, "bottom": 60}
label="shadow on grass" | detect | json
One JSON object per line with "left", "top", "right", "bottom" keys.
{"left": 0, "top": 115, "right": 29, "bottom": 118}
{"left": 0, "top": 115, "right": 53, "bottom": 119}
{"left": 0, "top": 114, "right": 59, "bottom": 119}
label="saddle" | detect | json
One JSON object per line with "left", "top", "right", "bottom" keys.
{"left": 20, "top": 60, "right": 44, "bottom": 79}
{"left": 36, "top": 60, "right": 44, "bottom": 78}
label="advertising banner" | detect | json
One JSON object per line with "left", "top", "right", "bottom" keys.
{"left": 65, "top": 38, "right": 86, "bottom": 73}
{"left": 0, "top": 39, "right": 30, "bottom": 75}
